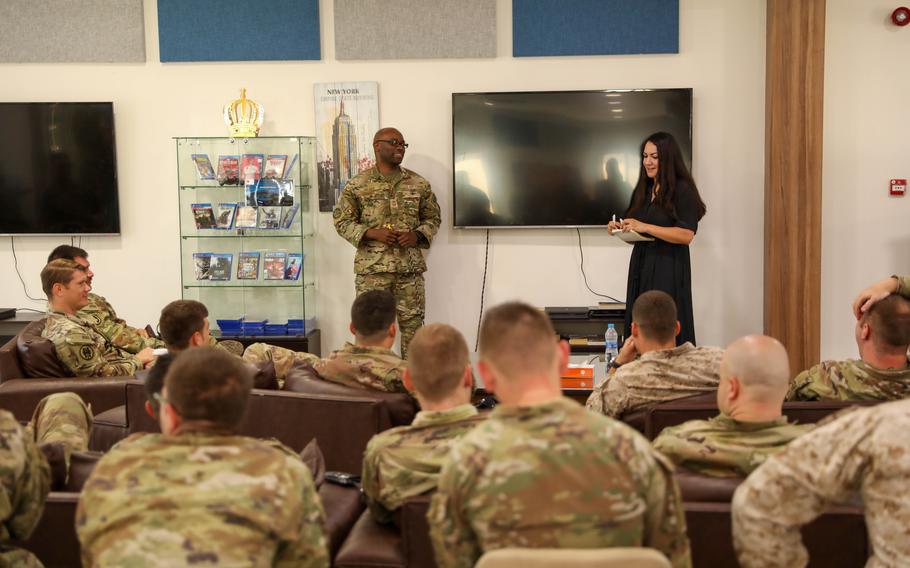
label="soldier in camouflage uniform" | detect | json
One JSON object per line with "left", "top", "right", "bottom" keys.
{"left": 48, "top": 245, "right": 166, "bottom": 353}
{"left": 29, "top": 392, "right": 93, "bottom": 474}
{"left": 77, "top": 348, "right": 329, "bottom": 567}
{"left": 653, "top": 336, "right": 812, "bottom": 477}
{"left": 586, "top": 291, "right": 721, "bottom": 418}
{"left": 852, "top": 273, "right": 910, "bottom": 318}
{"left": 333, "top": 128, "right": 441, "bottom": 358}
{"left": 362, "top": 323, "right": 484, "bottom": 523}
{"left": 244, "top": 290, "right": 408, "bottom": 392}
{"left": 157, "top": 299, "right": 245, "bottom": 357}
{"left": 732, "top": 397, "right": 910, "bottom": 567}
{"left": 788, "top": 294, "right": 910, "bottom": 401}
{"left": 40, "top": 260, "right": 154, "bottom": 377}
{"left": 429, "top": 302, "right": 690, "bottom": 568}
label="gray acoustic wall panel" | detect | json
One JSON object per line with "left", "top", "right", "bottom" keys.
{"left": 334, "top": 0, "right": 495, "bottom": 60}
{"left": 0, "top": 0, "right": 145, "bottom": 63}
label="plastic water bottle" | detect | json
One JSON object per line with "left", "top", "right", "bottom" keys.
{"left": 605, "top": 323, "right": 619, "bottom": 364}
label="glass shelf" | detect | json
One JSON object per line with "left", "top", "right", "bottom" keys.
{"left": 180, "top": 184, "right": 311, "bottom": 190}
{"left": 183, "top": 283, "right": 309, "bottom": 289}
{"left": 181, "top": 232, "right": 315, "bottom": 239}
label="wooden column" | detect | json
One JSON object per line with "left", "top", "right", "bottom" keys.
{"left": 764, "top": 0, "right": 826, "bottom": 373}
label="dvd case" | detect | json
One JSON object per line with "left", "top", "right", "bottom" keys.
{"left": 259, "top": 206, "right": 280, "bottom": 229}
{"left": 280, "top": 203, "right": 300, "bottom": 229}
{"left": 264, "top": 154, "right": 287, "bottom": 179}
{"left": 285, "top": 253, "right": 303, "bottom": 280}
{"left": 215, "top": 203, "right": 237, "bottom": 230}
{"left": 191, "top": 203, "right": 216, "bottom": 229}
{"left": 217, "top": 155, "right": 240, "bottom": 186}
{"left": 193, "top": 253, "right": 212, "bottom": 280}
{"left": 236, "top": 205, "right": 258, "bottom": 229}
{"left": 263, "top": 252, "right": 287, "bottom": 280}
{"left": 192, "top": 154, "right": 215, "bottom": 180}
{"left": 241, "top": 153, "right": 264, "bottom": 185}
{"left": 209, "top": 253, "right": 233, "bottom": 281}
{"left": 237, "top": 252, "right": 261, "bottom": 279}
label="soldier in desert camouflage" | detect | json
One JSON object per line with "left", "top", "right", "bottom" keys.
{"left": 77, "top": 347, "right": 329, "bottom": 567}
{"left": 40, "top": 260, "right": 154, "bottom": 377}
{"left": 787, "top": 293, "right": 910, "bottom": 401}
{"left": 332, "top": 127, "right": 441, "bottom": 358}
{"left": 429, "top": 302, "right": 690, "bottom": 568}
{"left": 586, "top": 290, "right": 722, "bottom": 418}
{"left": 732, "top": 397, "right": 910, "bottom": 567}
{"left": 244, "top": 290, "right": 408, "bottom": 392}
{"left": 653, "top": 335, "right": 812, "bottom": 477}
{"left": 362, "top": 323, "right": 484, "bottom": 523}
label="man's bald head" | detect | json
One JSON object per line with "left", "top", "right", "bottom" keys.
{"left": 720, "top": 335, "right": 790, "bottom": 408}
{"left": 373, "top": 127, "right": 402, "bottom": 144}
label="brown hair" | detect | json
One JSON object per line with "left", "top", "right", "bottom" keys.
{"left": 407, "top": 323, "right": 470, "bottom": 402}
{"left": 351, "top": 290, "right": 397, "bottom": 338}
{"left": 164, "top": 348, "right": 253, "bottom": 431}
{"left": 632, "top": 290, "right": 678, "bottom": 343}
{"left": 47, "top": 245, "right": 89, "bottom": 263}
{"left": 159, "top": 300, "right": 209, "bottom": 350}
{"left": 479, "top": 302, "right": 558, "bottom": 376}
{"left": 40, "top": 259, "right": 85, "bottom": 299}
{"left": 864, "top": 295, "right": 910, "bottom": 351}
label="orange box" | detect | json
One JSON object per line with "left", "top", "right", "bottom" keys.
{"left": 561, "top": 365, "right": 595, "bottom": 389}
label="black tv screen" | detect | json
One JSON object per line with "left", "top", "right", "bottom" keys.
{"left": 452, "top": 89, "right": 692, "bottom": 228}
{"left": 0, "top": 103, "right": 121, "bottom": 235}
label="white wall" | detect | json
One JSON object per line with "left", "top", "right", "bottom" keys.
{"left": 0, "top": 0, "right": 767, "bottom": 353}
{"left": 822, "top": 0, "right": 910, "bottom": 359}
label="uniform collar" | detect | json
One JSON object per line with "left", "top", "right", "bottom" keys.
{"left": 338, "top": 341, "right": 400, "bottom": 358}
{"left": 639, "top": 342, "right": 696, "bottom": 362}
{"left": 368, "top": 165, "right": 409, "bottom": 182}
{"left": 490, "top": 396, "right": 576, "bottom": 419}
{"left": 412, "top": 404, "right": 478, "bottom": 427}
{"left": 712, "top": 412, "right": 789, "bottom": 430}
{"left": 47, "top": 307, "right": 86, "bottom": 325}
{"left": 856, "top": 358, "right": 910, "bottom": 378}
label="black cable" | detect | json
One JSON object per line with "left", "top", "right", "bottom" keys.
{"left": 474, "top": 229, "right": 490, "bottom": 352}
{"left": 575, "top": 228, "right": 623, "bottom": 303}
{"left": 11, "top": 237, "right": 43, "bottom": 301}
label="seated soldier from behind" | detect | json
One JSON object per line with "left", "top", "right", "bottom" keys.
{"left": 76, "top": 348, "right": 329, "bottom": 567}
{"left": 788, "top": 294, "right": 910, "bottom": 401}
{"left": 362, "top": 323, "right": 484, "bottom": 524}
{"left": 244, "top": 290, "right": 407, "bottom": 392}
{"left": 429, "top": 302, "right": 690, "bottom": 568}
{"left": 653, "top": 335, "right": 813, "bottom": 477}
{"left": 732, "top": 396, "right": 910, "bottom": 566}
{"left": 47, "top": 245, "right": 165, "bottom": 353}
{"left": 41, "top": 259, "right": 155, "bottom": 377}
{"left": 586, "top": 290, "right": 722, "bottom": 418}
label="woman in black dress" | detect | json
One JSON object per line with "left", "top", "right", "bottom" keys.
{"left": 608, "top": 132, "right": 706, "bottom": 345}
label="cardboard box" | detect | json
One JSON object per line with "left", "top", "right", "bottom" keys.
{"left": 561, "top": 365, "right": 594, "bottom": 389}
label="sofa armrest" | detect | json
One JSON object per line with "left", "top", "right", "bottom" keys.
{"left": 0, "top": 378, "right": 130, "bottom": 421}
{"left": 400, "top": 494, "right": 436, "bottom": 568}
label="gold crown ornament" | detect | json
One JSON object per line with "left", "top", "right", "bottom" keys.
{"left": 223, "top": 88, "right": 264, "bottom": 137}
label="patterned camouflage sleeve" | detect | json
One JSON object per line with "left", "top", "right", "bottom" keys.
{"left": 642, "top": 450, "right": 692, "bottom": 567}
{"left": 50, "top": 327, "right": 143, "bottom": 377}
{"left": 274, "top": 467, "right": 330, "bottom": 568}
{"left": 415, "top": 184, "right": 441, "bottom": 249}
{"left": 333, "top": 181, "right": 369, "bottom": 248}
{"left": 785, "top": 364, "right": 823, "bottom": 401}
{"left": 0, "top": 410, "right": 51, "bottom": 541}
{"left": 897, "top": 275, "right": 910, "bottom": 299}
{"left": 584, "top": 380, "right": 607, "bottom": 414}
{"left": 94, "top": 318, "right": 160, "bottom": 354}
{"left": 601, "top": 375, "right": 631, "bottom": 417}
{"left": 361, "top": 437, "right": 394, "bottom": 524}
{"left": 731, "top": 410, "right": 875, "bottom": 567}
{"left": 428, "top": 442, "right": 484, "bottom": 568}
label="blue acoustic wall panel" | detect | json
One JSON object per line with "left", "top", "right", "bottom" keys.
{"left": 157, "top": 0, "right": 320, "bottom": 62}
{"left": 513, "top": 0, "right": 678, "bottom": 57}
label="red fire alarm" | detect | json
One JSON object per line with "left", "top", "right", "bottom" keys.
{"left": 890, "top": 179, "right": 907, "bottom": 196}
{"left": 893, "top": 7, "right": 910, "bottom": 26}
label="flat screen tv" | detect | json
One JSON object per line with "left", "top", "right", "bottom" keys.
{"left": 0, "top": 102, "right": 121, "bottom": 235}
{"left": 452, "top": 89, "right": 692, "bottom": 228}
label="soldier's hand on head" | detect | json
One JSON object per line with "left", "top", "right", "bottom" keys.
{"left": 366, "top": 228, "right": 399, "bottom": 246}
{"left": 396, "top": 231, "right": 419, "bottom": 247}
{"left": 616, "top": 336, "right": 638, "bottom": 365}
{"left": 852, "top": 276, "right": 900, "bottom": 319}
{"left": 136, "top": 327, "right": 149, "bottom": 339}
{"left": 136, "top": 347, "right": 156, "bottom": 367}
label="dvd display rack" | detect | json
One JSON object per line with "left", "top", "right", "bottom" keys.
{"left": 176, "top": 136, "right": 320, "bottom": 354}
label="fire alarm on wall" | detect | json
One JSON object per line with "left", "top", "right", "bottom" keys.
{"left": 890, "top": 179, "right": 907, "bottom": 196}
{"left": 893, "top": 7, "right": 910, "bottom": 26}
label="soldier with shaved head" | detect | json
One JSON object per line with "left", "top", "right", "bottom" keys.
{"left": 653, "top": 335, "right": 813, "bottom": 477}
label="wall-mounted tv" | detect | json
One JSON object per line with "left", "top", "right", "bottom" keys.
{"left": 0, "top": 102, "right": 121, "bottom": 235}
{"left": 452, "top": 89, "right": 692, "bottom": 228}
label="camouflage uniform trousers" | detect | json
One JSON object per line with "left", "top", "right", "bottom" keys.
{"left": 28, "top": 392, "right": 93, "bottom": 474}
{"left": 355, "top": 272, "right": 424, "bottom": 359}
{"left": 243, "top": 343, "right": 318, "bottom": 382}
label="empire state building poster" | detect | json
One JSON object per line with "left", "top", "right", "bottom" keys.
{"left": 314, "top": 82, "right": 379, "bottom": 212}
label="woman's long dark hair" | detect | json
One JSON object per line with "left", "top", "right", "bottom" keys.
{"left": 625, "top": 132, "right": 706, "bottom": 222}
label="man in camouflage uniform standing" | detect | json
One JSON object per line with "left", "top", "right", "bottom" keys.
{"left": 77, "top": 348, "right": 329, "bottom": 567}
{"left": 653, "top": 335, "right": 812, "bottom": 477}
{"left": 787, "top": 293, "right": 910, "bottom": 401}
{"left": 244, "top": 290, "right": 408, "bottom": 391}
{"left": 362, "top": 323, "right": 484, "bottom": 523}
{"left": 333, "top": 127, "right": 441, "bottom": 358}
{"left": 40, "top": 260, "right": 154, "bottom": 377}
{"left": 429, "top": 302, "right": 690, "bottom": 568}
{"left": 732, "top": 397, "right": 910, "bottom": 566}
{"left": 586, "top": 290, "right": 722, "bottom": 418}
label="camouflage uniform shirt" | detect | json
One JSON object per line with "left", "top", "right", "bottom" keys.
{"left": 897, "top": 274, "right": 910, "bottom": 299}
{"left": 786, "top": 358, "right": 910, "bottom": 401}
{"left": 362, "top": 404, "right": 485, "bottom": 523}
{"left": 586, "top": 343, "right": 722, "bottom": 417}
{"left": 652, "top": 414, "right": 813, "bottom": 477}
{"left": 333, "top": 166, "right": 441, "bottom": 275}
{"left": 42, "top": 309, "right": 143, "bottom": 377}
{"left": 732, "top": 398, "right": 910, "bottom": 567}
{"left": 0, "top": 409, "right": 51, "bottom": 567}
{"left": 79, "top": 292, "right": 165, "bottom": 353}
{"left": 429, "top": 397, "right": 691, "bottom": 568}
{"left": 77, "top": 430, "right": 329, "bottom": 567}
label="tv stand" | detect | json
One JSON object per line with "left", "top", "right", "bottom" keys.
{"left": 545, "top": 305, "right": 626, "bottom": 354}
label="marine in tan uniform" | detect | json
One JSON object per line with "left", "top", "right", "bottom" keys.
{"left": 244, "top": 290, "right": 407, "bottom": 392}
{"left": 429, "top": 302, "right": 690, "bottom": 568}
{"left": 77, "top": 348, "right": 329, "bottom": 567}
{"left": 586, "top": 290, "right": 721, "bottom": 418}
{"left": 47, "top": 245, "right": 165, "bottom": 353}
{"left": 333, "top": 127, "right": 441, "bottom": 358}
{"left": 40, "top": 260, "right": 154, "bottom": 377}
{"left": 362, "top": 323, "right": 484, "bottom": 524}
{"left": 653, "top": 335, "right": 812, "bottom": 477}
{"left": 788, "top": 294, "right": 910, "bottom": 401}
{"left": 732, "top": 397, "right": 910, "bottom": 567}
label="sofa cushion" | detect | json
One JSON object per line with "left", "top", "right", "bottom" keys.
{"left": 400, "top": 494, "right": 436, "bottom": 568}
{"left": 17, "top": 318, "right": 72, "bottom": 379}
{"left": 320, "top": 483, "right": 366, "bottom": 559}
{"left": 674, "top": 471, "right": 742, "bottom": 502}
{"left": 300, "top": 438, "right": 326, "bottom": 489}
{"left": 251, "top": 359, "right": 279, "bottom": 390}
{"left": 66, "top": 450, "right": 103, "bottom": 492}
{"left": 89, "top": 405, "right": 129, "bottom": 452}
{"left": 335, "top": 510, "right": 405, "bottom": 568}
